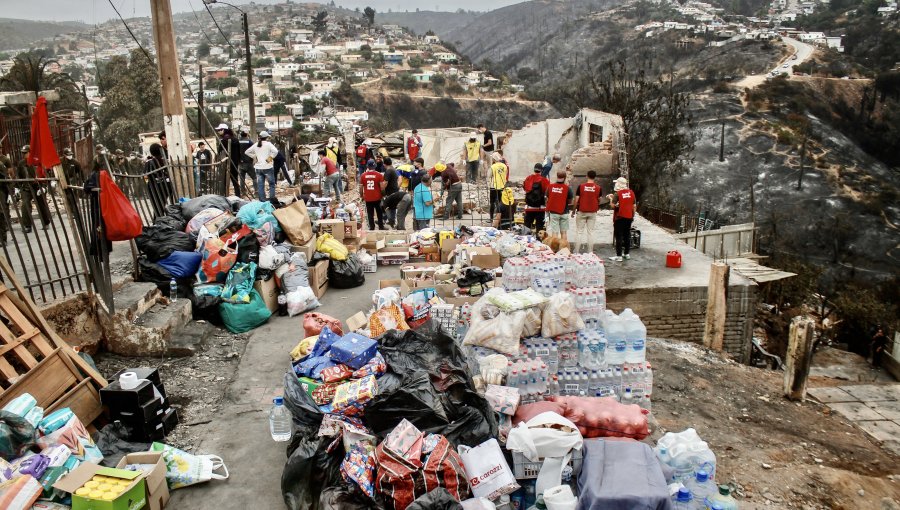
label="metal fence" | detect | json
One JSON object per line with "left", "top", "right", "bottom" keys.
{"left": 640, "top": 204, "right": 722, "bottom": 233}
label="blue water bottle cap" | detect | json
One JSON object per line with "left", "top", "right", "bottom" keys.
{"left": 696, "top": 470, "right": 709, "bottom": 482}
{"left": 273, "top": 397, "right": 284, "bottom": 405}
{"left": 676, "top": 488, "right": 693, "bottom": 502}
{"left": 710, "top": 504, "right": 725, "bottom": 510}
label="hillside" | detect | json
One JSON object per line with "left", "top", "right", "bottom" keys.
{"left": 376, "top": 10, "right": 479, "bottom": 37}
{"left": 0, "top": 18, "right": 88, "bottom": 52}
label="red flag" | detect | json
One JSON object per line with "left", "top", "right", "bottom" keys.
{"left": 27, "top": 96, "right": 61, "bottom": 179}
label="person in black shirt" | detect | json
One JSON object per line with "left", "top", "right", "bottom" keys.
{"left": 478, "top": 123, "right": 494, "bottom": 153}
{"left": 382, "top": 157, "right": 400, "bottom": 227}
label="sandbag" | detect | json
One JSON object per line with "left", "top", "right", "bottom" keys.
{"left": 328, "top": 254, "right": 365, "bottom": 289}
{"left": 316, "top": 233, "right": 348, "bottom": 261}
{"left": 181, "top": 194, "right": 231, "bottom": 220}
{"left": 135, "top": 225, "right": 195, "bottom": 262}
{"left": 274, "top": 199, "right": 314, "bottom": 245}
{"left": 218, "top": 290, "right": 271, "bottom": 333}
{"left": 157, "top": 251, "right": 202, "bottom": 279}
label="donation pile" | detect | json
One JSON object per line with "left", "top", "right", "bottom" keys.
{"left": 134, "top": 193, "right": 367, "bottom": 334}
{"left": 447, "top": 225, "right": 550, "bottom": 260}
{"left": 279, "top": 242, "right": 727, "bottom": 509}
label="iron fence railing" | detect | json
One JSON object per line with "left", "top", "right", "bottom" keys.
{"left": 639, "top": 204, "right": 722, "bottom": 234}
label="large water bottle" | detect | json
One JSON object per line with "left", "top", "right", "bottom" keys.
{"left": 606, "top": 313, "right": 627, "bottom": 365}
{"left": 671, "top": 487, "right": 694, "bottom": 510}
{"left": 706, "top": 485, "right": 738, "bottom": 510}
{"left": 269, "top": 397, "right": 292, "bottom": 442}
{"left": 686, "top": 469, "right": 715, "bottom": 509}
{"left": 625, "top": 314, "right": 647, "bottom": 363}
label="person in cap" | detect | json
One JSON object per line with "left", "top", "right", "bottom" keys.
{"left": 145, "top": 143, "right": 173, "bottom": 217}
{"left": 360, "top": 159, "right": 386, "bottom": 230}
{"left": 571, "top": 170, "right": 603, "bottom": 254}
{"left": 545, "top": 170, "right": 573, "bottom": 242}
{"left": 112, "top": 149, "right": 128, "bottom": 173}
{"left": 488, "top": 152, "right": 509, "bottom": 222}
{"left": 60, "top": 147, "right": 84, "bottom": 186}
{"left": 0, "top": 154, "right": 14, "bottom": 245}
{"left": 608, "top": 176, "right": 635, "bottom": 261}
{"left": 523, "top": 162, "right": 549, "bottom": 233}
{"left": 17, "top": 145, "right": 52, "bottom": 233}
{"left": 542, "top": 153, "right": 561, "bottom": 179}
{"left": 461, "top": 131, "right": 484, "bottom": 183}
{"left": 93, "top": 144, "right": 108, "bottom": 168}
{"left": 407, "top": 129, "right": 423, "bottom": 161}
{"left": 245, "top": 131, "right": 279, "bottom": 201}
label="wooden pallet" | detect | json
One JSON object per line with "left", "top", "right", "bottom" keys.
{"left": 0, "top": 256, "right": 106, "bottom": 425}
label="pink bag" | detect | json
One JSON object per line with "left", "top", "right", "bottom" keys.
{"left": 515, "top": 397, "right": 649, "bottom": 440}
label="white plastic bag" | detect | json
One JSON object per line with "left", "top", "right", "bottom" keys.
{"left": 287, "top": 287, "right": 320, "bottom": 317}
{"left": 258, "top": 245, "right": 286, "bottom": 270}
{"left": 151, "top": 442, "right": 229, "bottom": 489}
{"left": 458, "top": 438, "right": 519, "bottom": 500}
{"left": 522, "top": 307, "right": 543, "bottom": 338}
{"left": 541, "top": 292, "right": 584, "bottom": 338}
{"left": 463, "top": 298, "right": 525, "bottom": 356}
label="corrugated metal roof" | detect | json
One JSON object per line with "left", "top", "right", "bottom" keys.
{"left": 726, "top": 257, "right": 797, "bottom": 283}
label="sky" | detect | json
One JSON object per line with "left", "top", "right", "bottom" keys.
{"left": 2, "top": 0, "right": 526, "bottom": 23}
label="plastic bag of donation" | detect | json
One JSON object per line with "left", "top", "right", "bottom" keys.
{"left": 150, "top": 442, "right": 229, "bottom": 489}
{"left": 317, "top": 233, "right": 349, "bottom": 261}
{"left": 287, "top": 287, "right": 320, "bottom": 317}
{"left": 541, "top": 292, "right": 584, "bottom": 338}
{"left": 458, "top": 438, "right": 519, "bottom": 500}
{"left": 463, "top": 298, "right": 525, "bottom": 356}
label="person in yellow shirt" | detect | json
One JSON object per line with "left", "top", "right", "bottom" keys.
{"left": 488, "top": 152, "right": 508, "bottom": 221}
{"left": 461, "top": 131, "right": 485, "bottom": 183}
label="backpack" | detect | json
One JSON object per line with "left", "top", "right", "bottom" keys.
{"left": 500, "top": 187, "right": 515, "bottom": 206}
{"left": 525, "top": 180, "right": 545, "bottom": 207}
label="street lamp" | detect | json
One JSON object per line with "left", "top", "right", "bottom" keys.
{"left": 203, "top": 0, "right": 256, "bottom": 138}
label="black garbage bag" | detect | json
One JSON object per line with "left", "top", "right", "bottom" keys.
{"left": 181, "top": 194, "right": 232, "bottom": 220}
{"left": 310, "top": 252, "right": 330, "bottom": 266}
{"left": 135, "top": 225, "right": 195, "bottom": 262}
{"left": 320, "top": 487, "right": 383, "bottom": 510}
{"left": 236, "top": 232, "right": 261, "bottom": 264}
{"left": 365, "top": 323, "right": 497, "bottom": 448}
{"left": 328, "top": 254, "right": 365, "bottom": 289}
{"left": 189, "top": 293, "right": 223, "bottom": 325}
{"left": 154, "top": 214, "right": 187, "bottom": 232}
{"left": 137, "top": 256, "right": 193, "bottom": 296}
{"left": 0, "top": 411, "right": 37, "bottom": 461}
{"left": 406, "top": 489, "right": 464, "bottom": 510}
{"left": 94, "top": 422, "right": 152, "bottom": 467}
{"left": 282, "top": 434, "right": 345, "bottom": 510}
{"left": 282, "top": 371, "right": 324, "bottom": 441}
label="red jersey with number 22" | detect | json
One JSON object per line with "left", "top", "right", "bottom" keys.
{"left": 616, "top": 189, "right": 635, "bottom": 219}
{"left": 361, "top": 171, "right": 384, "bottom": 202}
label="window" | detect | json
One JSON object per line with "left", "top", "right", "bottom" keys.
{"left": 589, "top": 123, "right": 604, "bottom": 144}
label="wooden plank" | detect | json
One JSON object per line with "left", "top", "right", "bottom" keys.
{"left": 0, "top": 349, "right": 78, "bottom": 409}
{"left": 702, "top": 262, "right": 730, "bottom": 352}
{"left": 0, "top": 356, "right": 19, "bottom": 385}
{"left": 0, "top": 298, "right": 41, "bottom": 370}
{"left": 0, "top": 258, "right": 107, "bottom": 387}
{"left": 0, "top": 287, "right": 55, "bottom": 357}
{"left": 784, "top": 317, "right": 815, "bottom": 401}
{"left": 46, "top": 378, "right": 103, "bottom": 426}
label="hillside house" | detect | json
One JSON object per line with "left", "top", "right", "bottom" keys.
{"left": 433, "top": 52, "right": 458, "bottom": 63}
{"left": 424, "top": 35, "right": 440, "bottom": 44}
{"left": 381, "top": 51, "right": 405, "bottom": 65}
{"left": 341, "top": 54, "right": 364, "bottom": 64}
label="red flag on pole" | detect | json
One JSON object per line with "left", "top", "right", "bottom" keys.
{"left": 27, "top": 96, "right": 61, "bottom": 179}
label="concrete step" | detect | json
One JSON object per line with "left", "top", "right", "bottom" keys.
{"left": 111, "top": 281, "right": 161, "bottom": 321}
{"left": 101, "top": 285, "right": 195, "bottom": 357}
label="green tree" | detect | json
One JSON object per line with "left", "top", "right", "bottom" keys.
{"left": 360, "top": 44, "right": 373, "bottom": 61}
{"left": 268, "top": 102, "right": 289, "bottom": 115}
{"left": 302, "top": 98, "right": 319, "bottom": 116}
{"left": 0, "top": 51, "right": 83, "bottom": 111}
{"left": 95, "top": 49, "right": 163, "bottom": 152}
{"left": 313, "top": 11, "right": 328, "bottom": 33}
{"left": 364, "top": 6, "right": 376, "bottom": 25}
{"left": 198, "top": 41, "right": 210, "bottom": 58}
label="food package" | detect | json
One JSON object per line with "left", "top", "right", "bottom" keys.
{"left": 351, "top": 352, "right": 387, "bottom": 379}
{"left": 463, "top": 299, "right": 525, "bottom": 356}
{"left": 369, "top": 304, "right": 409, "bottom": 337}
{"left": 544, "top": 396, "right": 649, "bottom": 440}
{"left": 486, "top": 288, "right": 548, "bottom": 312}
{"left": 522, "top": 306, "right": 543, "bottom": 338}
{"left": 541, "top": 292, "right": 584, "bottom": 338}
{"left": 341, "top": 441, "right": 376, "bottom": 498}
{"left": 293, "top": 355, "right": 337, "bottom": 380}
{"left": 298, "top": 377, "right": 340, "bottom": 405}
{"left": 484, "top": 385, "right": 520, "bottom": 416}
{"left": 329, "top": 333, "right": 378, "bottom": 369}
{"left": 382, "top": 419, "right": 424, "bottom": 462}
{"left": 320, "top": 364, "right": 354, "bottom": 384}
{"left": 327, "top": 375, "right": 377, "bottom": 416}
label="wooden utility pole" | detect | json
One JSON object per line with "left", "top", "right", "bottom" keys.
{"left": 150, "top": 0, "right": 192, "bottom": 196}
{"left": 343, "top": 121, "right": 356, "bottom": 190}
{"left": 702, "top": 262, "right": 730, "bottom": 352}
{"left": 198, "top": 63, "right": 204, "bottom": 138}
{"left": 796, "top": 130, "right": 807, "bottom": 190}
{"left": 784, "top": 316, "right": 815, "bottom": 400}
{"left": 719, "top": 120, "right": 725, "bottom": 162}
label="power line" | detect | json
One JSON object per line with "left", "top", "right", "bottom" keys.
{"left": 187, "top": 0, "right": 219, "bottom": 48}
{"left": 203, "top": 2, "right": 239, "bottom": 55}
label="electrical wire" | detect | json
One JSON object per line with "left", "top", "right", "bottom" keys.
{"left": 105, "top": 0, "right": 221, "bottom": 142}
{"left": 187, "top": 0, "right": 219, "bottom": 48}
{"left": 202, "top": 2, "right": 240, "bottom": 55}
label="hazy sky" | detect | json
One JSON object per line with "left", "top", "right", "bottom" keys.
{"left": 3, "top": 0, "right": 526, "bottom": 23}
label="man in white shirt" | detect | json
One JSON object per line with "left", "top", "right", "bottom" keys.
{"left": 244, "top": 131, "right": 279, "bottom": 200}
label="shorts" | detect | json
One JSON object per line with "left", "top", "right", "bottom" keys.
{"left": 548, "top": 213, "right": 569, "bottom": 234}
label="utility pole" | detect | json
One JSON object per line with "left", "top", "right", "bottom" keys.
{"left": 150, "top": 0, "right": 192, "bottom": 196}
{"left": 243, "top": 12, "right": 256, "bottom": 138}
{"left": 719, "top": 120, "right": 725, "bottom": 162}
{"left": 797, "top": 129, "right": 807, "bottom": 190}
{"left": 198, "top": 63, "right": 204, "bottom": 138}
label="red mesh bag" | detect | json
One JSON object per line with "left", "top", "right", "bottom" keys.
{"left": 514, "top": 397, "right": 649, "bottom": 440}
{"left": 303, "top": 312, "right": 344, "bottom": 337}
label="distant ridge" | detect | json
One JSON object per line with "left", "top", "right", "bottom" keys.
{"left": 0, "top": 18, "right": 89, "bottom": 52}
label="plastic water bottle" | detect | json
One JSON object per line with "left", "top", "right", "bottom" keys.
{"left": 671, "top": 487, "right": 693, "bottom": 510}
{"left": 169, "top": 278, "right": 177, "bottom": 302}
{"left": 686, "top": 469, "right": 715, "bottom": 509}
{"left": 269, "top": 397, "right": 291, "bottom": 442}
{"left": 624, "top": 313, "right": 647, "bottom": 363}
{"left": 706, "top": 485, "right": 738, "bottom": 510}
{"left": 606, "top": 312, "right": 627, "bottom": 365}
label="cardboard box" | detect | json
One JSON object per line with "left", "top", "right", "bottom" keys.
{"left": 310, "top": 260, "right": 329, "bottom": 298}
{"left": 441, "top": 238, "right": 461, "bottom": 263}
{"left": 343, "top": 236, "right": 362, "bottom": 254}
{"left": 379, "top": 279, "right": 402, "bottom": 289}
{"left": 384, "top": 234, "right": 410, "bottom": 248}
{"left": 343, "top": 221, "right": 359, "bottom": 239}
{"left": 346, "top": 312, "right": 368, "bottom": 332}
{"left": 362, "top": 233, "right": 386, "bottom": 252}
{"left": 317, "top": 219, "right": 345, "bottom": 240}
{"left": 54, "top": 464, "right": 146, "bottom": 510}
{"left": 115, "top": 452, "right": 169, "bottom": 510}
{"left": 460, "top": 247, "right": 502, "bottom": 269}
{"left": 290, "top": 235, "right": 317, "bottom": 261}
{"left": 377, "top": 246, "right": 410, "bottom": 265}
{"left": 254, "top": 278, "right": 280, "bottom": 313}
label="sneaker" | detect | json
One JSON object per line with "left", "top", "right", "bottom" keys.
{"left": 608, "top": 255, "right": 622, "bottom": 262}
{"left": 623, "top": 254, "right": 630, "bottom": 261}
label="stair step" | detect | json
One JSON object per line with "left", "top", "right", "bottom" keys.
{"left": 101, "top": 295, "right": 194, "bottom": 357}
{"left": 112, "top": 282, "right": 161, "bottom": 320}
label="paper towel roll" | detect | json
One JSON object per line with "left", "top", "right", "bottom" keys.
{"left": 119, "top": 372, "right": 140, "bottom": 390}
{"left": 543, "top": 485, "right": 577, "bottom": 510}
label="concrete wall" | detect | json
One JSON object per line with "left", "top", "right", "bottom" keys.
{"left": 606, "top": 283, "right": 758, "bottom": 362}
{"left": 673, "top": 223, "right": 756, "bottom": 258}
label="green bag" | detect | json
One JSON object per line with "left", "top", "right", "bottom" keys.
{"left": 219, "top": 289, "right": 272, "bottom": 333}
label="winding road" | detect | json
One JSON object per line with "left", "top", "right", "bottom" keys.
{"left": 736, "top": 36, "right": 815, "bottom": 89}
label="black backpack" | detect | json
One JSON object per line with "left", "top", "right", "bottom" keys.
{"left": 526, "top": 180, "right": 545, "bottom": 207}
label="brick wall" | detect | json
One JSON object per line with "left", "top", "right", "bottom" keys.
{"left": 606, "top": 283, "right": 758, "bottom": 362}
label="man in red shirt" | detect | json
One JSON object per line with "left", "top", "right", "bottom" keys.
{"left": 360, "top": 160, "right": 386, "bottom": 230}
{"left": 570, "top": 170, "right": 602, "bottom": 254}
{"left": 545, "top": 170, "right": 573, "bottom": 242}
{"left": 608, "top": 176, "right": 636, "bottom": 261}
{"left": 407, "top": 129, "right": 423, "bottom": 161}
{"left": 318, "top": 149, "right": 341, "bottom": 198}
{"left": 523, "top": 163, "right": 549, "bottom": 233}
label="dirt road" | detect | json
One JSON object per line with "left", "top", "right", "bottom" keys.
{"left": 735, "top": 37, "right": 815, "bottom": 89}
